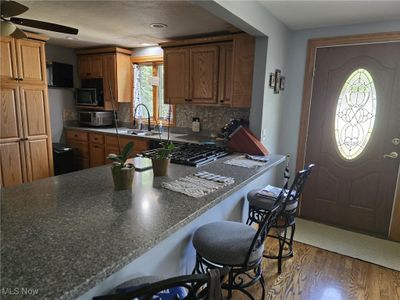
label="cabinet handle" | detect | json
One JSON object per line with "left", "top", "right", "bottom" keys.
{"left": 19, "top": 78, "right": 23, "bottom": 81}
{"left": 220, "top": 100, "right": 225, "bottom": 103}
{"left": 14, "top": 77, "right": 19, "bottom": 81}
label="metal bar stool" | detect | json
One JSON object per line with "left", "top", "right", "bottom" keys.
{"left": 192, "top": 195, "right": 284, "bottom": 300}
{"left": 93, "top": 267, "right": 229, "bottom": 300}
{"left": 246, "top": 164, "right": 314, "bottom": 274}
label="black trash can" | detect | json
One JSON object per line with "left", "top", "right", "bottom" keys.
{"left": 53, "top": 143, "right": 74, "bottom": 175}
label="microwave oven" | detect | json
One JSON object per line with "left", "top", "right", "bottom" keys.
{"left": 75, "top": 88, "right": 101, "bottom": 106}
{"left": 78, "top": 111, "right": 113, "bottom": 127}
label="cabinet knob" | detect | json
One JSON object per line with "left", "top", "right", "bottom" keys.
{"left": 19, "top": 78, "right": 23, "bottom": 81}
{"left": 14, "top": 77, "right": 19, "bottom": 81}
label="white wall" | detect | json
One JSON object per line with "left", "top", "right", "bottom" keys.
{"left": 279, "top": 20, "right": 400, "bottom": 168}
{"left": 45, "top": 44, "right": 78, "bottom": 143}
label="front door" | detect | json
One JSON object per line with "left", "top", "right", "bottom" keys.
{"left": 301, "top": 42, "right": 400, "bottom": 237}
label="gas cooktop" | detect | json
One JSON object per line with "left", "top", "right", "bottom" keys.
{"left": 142, "top": 143, "right": 231, "bottom": 167}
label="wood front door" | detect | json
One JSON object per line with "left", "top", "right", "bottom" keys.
{"left": 301, "top": 42, "right": 400, "bottom": 237}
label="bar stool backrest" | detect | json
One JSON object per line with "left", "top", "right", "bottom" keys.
{"left": 244, "top": 192, "right": 285, "bottom": 268}
{"left": 283, "top": 164, "right": 315, "bottom": 212}
{"left": 93, "top": 268, "right": 229, "bottom": 300}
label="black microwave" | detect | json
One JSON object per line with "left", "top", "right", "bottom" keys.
{"left": 75, "top": 88, "right": 100, "bottom": 106}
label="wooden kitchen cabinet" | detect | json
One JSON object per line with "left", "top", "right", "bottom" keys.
{"left": 65, "top": 129, "right": 150, "bottom": 170}
{"left": 218, "top": 43, "right": 233, "bottom": 106}
{"left": 161, "top": 33, "right": 255, "bottom": 108}
{"left": 164, "top": 47, "right": 190, "bottom": 104}
{"left": 0, "top": 34, "right": 53, "bottom": 188}
{"left": 1, "top": 37, "right": 46, "bottom": 85}
{"left": 66, "top": 131, "right": 90, "bottom": 170}
{"left": 0, "top": 37, "right": 18, "bottom": 82}
{"left": 189, "top": 45, "right": 219, "bottom": 104}
{"left": 77, "top": 55, "right": 103, "bottom": 78}
{"left": 89, "top": 133, "right": 105, "bottom": 167}
{"left": 76, "top": 47, "right": 133, "bottom": 110}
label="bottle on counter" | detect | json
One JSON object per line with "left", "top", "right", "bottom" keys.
{"left": 192, "top": 117, "right": 201, "bottom": 132}
{"left": 158, "top": 121, "right": 164, "bottom": 135}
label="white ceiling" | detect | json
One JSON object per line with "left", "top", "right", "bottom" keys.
{"left": 259, "top": 1, "right": 400, "bottom": 30}
{"left": 15, "top": 0, "right": 234, "bottom": 48}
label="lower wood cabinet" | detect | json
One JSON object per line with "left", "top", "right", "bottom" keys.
{"left": 66, "top": 129, "right": 150, "bottom": 170}
{"left": 0, "top": 82, "right": 53, "bottom": 188}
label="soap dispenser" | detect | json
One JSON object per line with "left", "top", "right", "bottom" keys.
{"left": 192, "top": 117, "right": 201, "bottom": 132}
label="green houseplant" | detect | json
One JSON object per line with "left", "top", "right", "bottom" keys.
{"left": 107, "top": 141, "right": 135, "bottom": 190}
{"left": 151, "top": 105, "right": 175, "bottom": 176}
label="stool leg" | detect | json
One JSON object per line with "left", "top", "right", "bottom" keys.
{"left": 289, "top": 223, "right": 296, "bottom": 257}
{"left": 260, "top": 273, "right": 266, "bottom": 300}
{"left": 278, "top": 226, "right": 287, "bottom": 274}
{"left": 227, "top": 271, "right": 233, "bottom": 299}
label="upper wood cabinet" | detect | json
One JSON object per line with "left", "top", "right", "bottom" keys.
{"left": 164, "top": 48, "right": 190, "bottom": 104}
{"left": 161, "top": 33, "right": 255, "bottom": 108}
{"left": 190, "top": 45, "right": 219, "bottom": 104}
{"left": 76, "top": 47, "right": 133, "bottom": 110}
{"left": 218, "top": 43, "right": 233, "bottom": 106}
{"left": 78, "top": 55, "right": 103, "bottom": 78}
{"left": 1, "top": 37, "right": 46, "bottom": 85}
{"left": 0, "top": 37, "right": 18, "bottom": 82}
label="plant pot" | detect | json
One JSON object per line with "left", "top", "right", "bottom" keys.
{"left": 152, "top": 158, "right": 170, "bottom": 176}
{"left": 111, "top": 166, "right": 134, "bottom": 190}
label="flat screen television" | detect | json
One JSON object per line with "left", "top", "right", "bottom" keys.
{"left": 47, "top": 62, "right": 73, "bottom": 88}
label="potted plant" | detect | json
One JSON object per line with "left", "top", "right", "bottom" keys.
{"left": 107, "top": 142, "right": 135, "bottom": 190}
{"left": 152, "top": 105, "right": 175, "bottom": 176}
{"left": 152, "top": 141, "right": 175, "bottom": 176}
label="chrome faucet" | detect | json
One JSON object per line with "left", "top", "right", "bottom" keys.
{"left": 133, "top": 103, "right": 151, "bottom": 131}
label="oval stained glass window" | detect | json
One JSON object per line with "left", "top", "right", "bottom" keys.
{"left": 334, "top": 68, "right": 377, "bottom": 160}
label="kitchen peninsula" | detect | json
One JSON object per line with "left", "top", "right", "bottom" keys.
{"left": 1, "top": 154, "right": 285, "bottom": 300}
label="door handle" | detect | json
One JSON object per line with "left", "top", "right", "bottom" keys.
{"left": 383, "top": 151, "right": 398, "bottom": 159}
{"left": 392, "top": 138, "right": 400, "bottom": 145}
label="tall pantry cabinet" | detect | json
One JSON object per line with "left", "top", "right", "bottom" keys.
{"left": 0, "top": 34, "right": 53, "bottom": 188}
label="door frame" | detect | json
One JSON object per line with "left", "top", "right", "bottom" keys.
{"left": 296, "top": 31, "right": 400, "bottom": 241}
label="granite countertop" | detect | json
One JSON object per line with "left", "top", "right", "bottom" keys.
{"left": 0, "top": 154, "right": 285, "bottom": 300}
{"left": 64, "top": 125, "right": 224, "bottom": 145}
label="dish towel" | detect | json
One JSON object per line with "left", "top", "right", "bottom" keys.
{"left": 162, "top": 172, "right": 234, "bottom": 198}
{"left": 224, "top": 155, "right": 269, "bottom": 168}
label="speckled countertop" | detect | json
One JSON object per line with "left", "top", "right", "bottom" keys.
{"left": 0, "top": 154, "right": 285, "bottom": 300}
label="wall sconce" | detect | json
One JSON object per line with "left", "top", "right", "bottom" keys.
{"left": 269, "top": 69, "right": 285, "bottom": 94}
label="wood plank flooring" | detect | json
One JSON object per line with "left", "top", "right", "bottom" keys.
{"left": 232, "top": 240, "right": 400, "bottom": 300}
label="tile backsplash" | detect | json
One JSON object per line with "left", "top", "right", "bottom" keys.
{"left": 175, "top": 105, "right": 250, "bottom": 133}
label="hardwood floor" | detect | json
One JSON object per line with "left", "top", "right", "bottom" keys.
{"left": 232, "top": 240, "right": 400, "bottom": 300}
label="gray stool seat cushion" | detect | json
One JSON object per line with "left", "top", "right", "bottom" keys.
{"left": 247, "top": 189, "right": 298, "bottom": 211}
{"left": 192, "top": 221, "right": 263, "bottom": 266}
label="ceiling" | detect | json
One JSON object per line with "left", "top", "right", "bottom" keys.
{"left": 259, "top": 1, "right": 400, "bottom": 30}
{"left": 14, "top": 0, "right": 234, "bottom": 48}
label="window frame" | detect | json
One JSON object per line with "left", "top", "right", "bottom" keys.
{"left": 131, "top": 55, "right": 175, "bottom": 126}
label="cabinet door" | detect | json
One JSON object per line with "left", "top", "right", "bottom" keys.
{"left": 231, "top": 34, "right": 255, "bottom": 108}
{"left": 19, "top": 85, "right": 53, "bottom": 180}
{"left": 78, "top": 55, "right": 103, "bottom": 79}
{"left": 115, "top": 53, "right": 132, "bottom": 103}
{"left": 78, "top": 55, "right": 91, "bottom": 78}
{"left": 0, "top": 83, "right": 26, "bottom": 187}
{"left": 164, "top": 48, "right": 189, "bottom": 104}
{"left": 102, "top": 54, "right": 117, "bottom": 110}
{"left": 90, "top": 55, "right": 103, "bottom": 78}
{"left": 0, "top": 141, "right": 26, "bottom": 187}
{"left": 0, "top": 37, "right": 18, "bottom": 82}
{"left": 0, "top": 83, "right": 23, "bottom": 141}
{"left": 15, "top": 39, "right": 46, "bottom": 85}
{"left": 24, "top": 138, "right": 51, "bottom": 181}
{"left": 189, "top": 45, "right": 219, "bottom": 104}
{"left": 218, "top": 43, "right": 233, "bottom": 106}
{"left": 90, "top": 143, "right": 105, "bottom": 167}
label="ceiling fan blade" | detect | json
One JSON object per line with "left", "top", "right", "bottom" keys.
{"left": 10, "top": 17, "right": 79, "bottom": 35}
{"left": 10, "top": 27, "right": 27, "bottom": 39}
{"left": 1, "top": 1, "right": 29, "bottom": 18}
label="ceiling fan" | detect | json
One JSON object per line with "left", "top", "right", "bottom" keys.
{"left": 1, "top": 0, "right": 78, "bottom": 39}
